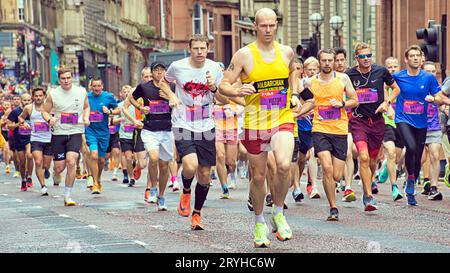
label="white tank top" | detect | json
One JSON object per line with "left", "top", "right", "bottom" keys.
{"left": 48, "top": 85, "right": 87, "bottom": 135}
{"left": 30, "top": 104, "right": 52, "bottom": 143}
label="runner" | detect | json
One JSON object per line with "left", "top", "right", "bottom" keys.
{"left": 41, "top": 68, "right": 90, "bottom": 206}
{"left": 220, "top": 8, "right": 312, "bottom": 247}
{"left": 85, "top": 77, "right": 119, "bottom": 194}
{"left": 394, "top": 45, "right": 441, "bottom": 206}
{"left": 128, "top": 61, "right": 175, "bottom": 210}
{"left": 18, "top": 87, "right": 52, "bottom": 196}
{"left": 1, "top": 99, "right": 12, "bottom": 174}
{"left": 346, "top": 42, "right": 400, "bottom": 211}
{"left": 10, "top": 94, "right": 22, "bottom": 178}
{"left": 301, "top": 48, "right": 358, "bottom": 220}
{"left": 6, "top": 93, "right": 33, "bottom": 191}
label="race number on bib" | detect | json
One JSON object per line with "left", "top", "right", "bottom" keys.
{"left": 18, "top": 126, "right": 31, "bottom": 135}
{"left": 403, "top": 100, "right": 424, "bottom": 115}
{"left": 186, "top": 105, "right": 210, "bottom": 122}
{"left": 61, "top": 113, "right": 78, "bottom": 125}
{"left": 89, "top": 111, "right": 104, "bottom": 122}
{"left": 149, "top": 100, "right": 170, "bottom": 114}
{"left": 256, "top": 78, "right": 289, "bottom": 110}
{"left": 123, "top": 124, "right": 134, "bottom": 133}
{"left": 318, "top": 106, "right": 341, "bottom": 121}
{"left": 356, "top": 88, "right": 378, "bottom": 104}
{"left": 109, "top": 125, "right": 118, "bottom": 134}
{"left": 34, "top": 122, "right": 49, "bottom": 133}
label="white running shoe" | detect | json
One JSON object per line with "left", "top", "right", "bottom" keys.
{"left": 41, "top": 186, "right": 48, "bottom": 196}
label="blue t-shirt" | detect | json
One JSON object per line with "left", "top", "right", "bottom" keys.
{"left": 85, "top": 91, "right": 118, "bottom": 136}
{"left": 394, "top": 70, "right": 440, "bottom": 129}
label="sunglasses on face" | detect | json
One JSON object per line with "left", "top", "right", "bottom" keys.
{"left": 357, "top": 54, "right": 373, "bottom": 59}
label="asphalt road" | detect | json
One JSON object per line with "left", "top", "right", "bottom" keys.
{"left": 0, "top": 162, "right": 449, "bottom": 253}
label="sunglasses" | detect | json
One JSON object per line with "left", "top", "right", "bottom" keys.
{"left": 357, "top": 53, "right": 373, "bottom": 59}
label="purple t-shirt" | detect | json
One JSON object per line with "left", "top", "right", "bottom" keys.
{"left": 427, "top": 103, "right": 440, "bottom": 131}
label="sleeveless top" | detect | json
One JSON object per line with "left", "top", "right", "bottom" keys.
{"left": 30, "top": 104, "right": 51, "bottom": 143}
{"left": 310, "top": 72, "right": 348, "bottom": 135}
{"left": 241, "top": 42, "right": 293, "bottom": 130}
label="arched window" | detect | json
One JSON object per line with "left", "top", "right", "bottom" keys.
{"left": 192, "top": 3, "right": 203, "bottom": 35}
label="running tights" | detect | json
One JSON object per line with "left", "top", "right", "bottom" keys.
{"left": 396, "top": 123, "right": 427, "bottom": 180}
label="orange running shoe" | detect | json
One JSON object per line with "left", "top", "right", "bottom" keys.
{"left": 133, "top": 167, "right": 141, "bottom": 180}
{"left": 191, "top": 213, "right": 204, "bottom": 230}
{"left": 177, "top": 191, "right": 191, "bottom": 217}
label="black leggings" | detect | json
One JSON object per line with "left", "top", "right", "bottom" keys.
{"left": 396, "top": 123, "right": 427, "bottom": 179}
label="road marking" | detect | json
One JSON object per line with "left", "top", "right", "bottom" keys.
{"left": 150, "top": 225, "right": 164, "bottom": 229}
{"left": 15, "top": 199, "right": 22, "bottom": 202}
{"left": 0, "top": 194, "right": 8, "bottom": 196}
{"left": 133, "top": 240, "right": 147, "bottom": 246}
{"left": 88, "top": 225, "right": 98, "bottom": 229}
{"left": 59, "top": 214, "right": 70, "bottom": 218}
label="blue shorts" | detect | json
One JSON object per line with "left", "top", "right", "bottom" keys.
{"left": 298, "top": 130, "right": 313, "bottom": 155}
{"left": 85, "top": 133, "right": 110, "bottom": 158}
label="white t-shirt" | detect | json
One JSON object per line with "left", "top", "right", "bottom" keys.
{"left": 48, "top": 85, "right": 87, "bottom": 135}
{"left": 118, "top": 101, "right": 135, "bottom": 140}
{"left": 165, "top": 58, "right": 224, "bottom": 133}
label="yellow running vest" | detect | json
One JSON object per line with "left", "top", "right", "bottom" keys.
{"left": 241, "top": 42, "right": 293, "bottom": 130}
{"left": 310, "top": 72, "right": 348, "bottom": 135}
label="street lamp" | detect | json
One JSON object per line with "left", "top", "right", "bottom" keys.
{"left": 309, "top": 13, "right": 324, "bottom": 49}
{"left": 330, "top": 15, "right": 344, "bottom": 48}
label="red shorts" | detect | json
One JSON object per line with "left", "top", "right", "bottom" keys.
{"left": 216, "top": 129, "right": 238, "bottom": 145}
{"left": 240, "top": 123, "right": 295, "bottom": 155}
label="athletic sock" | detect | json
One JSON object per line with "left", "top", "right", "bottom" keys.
{"left": 194, "top": 183, "right": 210, "bottom": 212}
{"left": 273, "top": 205, "right": 283, "bottom": 217}
{"left": 182, "top": 173, "right": 194, "bottom": 191}
{"left": 65, "top": 187, "right": 73, "bottom": 198}
{"left": 255, "top": 214, "right": 265, "bottom": 224}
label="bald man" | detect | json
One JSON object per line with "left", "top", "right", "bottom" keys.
{"left": 220, "top": 8, "right": 315, "bottom": 248}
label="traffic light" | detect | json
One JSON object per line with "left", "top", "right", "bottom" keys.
{"left": 296, "top": 33, "right": 319, "bottom": 61}
{"left": 416, "top": 21, "right": 440, "bottom": 62}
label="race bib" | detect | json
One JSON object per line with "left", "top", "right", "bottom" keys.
{"left": 403, "top": 100, "right": 424, "bottom": 115}
{"left": 89, "top": 111, "right": 104, "bottom": 122}
{"left": 186, "top": 105, "right": 210, "bottom": 122}
{"left": 149, "top": 100, "right": 170, "bottom": 114}
{"left": 256, "top": 78, "right": 289, "bottom": 110}
{"left": 34, "top": 122, "right": 49, "bottom": 133}
{"left": 109, "top": 125, "right": 118, "bottom": 134}
{"left": 61, "top": 112, "right": 78, "bottom": 125}
{"left": 123, "top": 124, "right": 134, "bottom": 133}
{"left": 318, "top": 106, "right": 341, "bottom": 121}
{"left": 427, "top": 103, "right": 438, "bottom": 118}
{"left": 18, "top": 126, "right": 31, "bottom": 135}
{"left": 356, "top": 88, "right": 378, "bottom": 104}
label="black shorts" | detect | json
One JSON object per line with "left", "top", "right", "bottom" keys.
{"left": 132, "top": 129, "right": 146, "bottom": 153}
{"left": 292, "top": 138, "right": 300, "bottom": 163}
{"left": 2, "top": 130, "right": 8, "bottom": 142}
{"left": 51, "top": 134, "right": 82, "bottom": 161}
{"left": 173, "top": 128, "right": 216, "bottom": 167}
{"left": 31, "top": 141, "right": 53, "bottom": 156}
{"left": 107, "top": 133, "right": 120, "bottom": 153}
{"left": 13, "top": 136, "right": 30, "bottom": 152}
{"left": 298, "top": 130, "right": 313, "bottom": 155}
{"left": 384, "top": 125, "right": 405, "bottom": 149}
{"left": 312, "top": 132, "right": 347, "bottom": 161}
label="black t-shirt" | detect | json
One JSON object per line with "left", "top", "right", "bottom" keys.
{"left": 7, "top": 107, "right": 30, "bottom": 142}
{"left": 132, "top": 81, "right": 175, "bottom": 132}
{"left": 346, "top": 65, "right": 395, "bottom": 118}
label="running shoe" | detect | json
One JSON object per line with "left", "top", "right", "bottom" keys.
{"left": 406, "top": 193, "right": 417, "bottom": 206}
{"left": 122, "top": 177, "right": 129, "bottom": 184}
{"left": 254, "top": 223, "right": 270, "bottom": 248}
{"left": 53, "top": 172, "right": 61, "bottom": 186}
{"left": 82, "top": 171, "right": 88, "bottom": 179}
{"left": 327, "top": 208, "right": 339, "bottom": 221}
{"left": 363, "top": 195, "right": 378, "bottom": 211}
{"left": 13, "top": 171, "right": 20, "bottom": 178}
{"left": 111, "top": 174, "right": 118, "bottom": 182}
{"left": 292, "top": 188, "right": 304, "bottom": 203}
{"left": 247, "top": 195, "right": 254, "bottom": 212}
{"left": 310, "top": 188, "right": 321, "bottom": 199}
{"left": 149, "top": 188, "right": 158, "bottom": 203}
{"left": 128, "top": 179, "right": 136, "bottom": 187}
{"left": 5, "top": 166, "right": 10, "bottom": 174}
{"left": 220, "top": 190, "right": 230, "bottom": 199}
{"left": 91, "top": 183, "right": 101, "bottom": 194}
{"left": 228, "top": 177, "right": 237, "bottom": 190}
{"left": 86, "top": 176, "right": 94, "bottom": 188}
{"left": 378, "top": 160, "right": 388, "bottom": 184}
{"left": 421, "top": 181, "right": 431, "bottom": 195}
{"left": 428, "top": 186, "right": 443, "bottom": 201}
{"left": 371, "top": 181, "right": 379, "bottom": 195}
{"left": 342, "top": 189, "right": 356, "bottom": 202}
{"left": 76, "top": 167, "right": 82, "bottom": 179}
{"left": 210, "top": 171, "right": 217, "bottom": 181}
{"left": 191, "top": 213, "right": 204, "bottom": 230}
{"left": 306, "top": 182, "right": 312, "bottom": 195}
{"left": 178, "top": 191, "right": 191, "bottom": 217}
{"left": 391, "top": 184, "right": 403, "bottom": 201}
{"left": 144, "top": 189, "right": 150, "bottom": 203}
{"left": 44, "top": 169, "right": 50, "bottom": 179}
{"left": 133, "top": 166, "right": 141, "bottom": 180}
{"left": 21, "top": 181, "right": 27, "bottom": 191}
{"left": 265, "top": 194, "right": 274, "bottom": 207}
{"left": 26, "top": 177, "right": 33, "bottom": 188}
{"left": 41, "top": 186, "right": 48, "bottom": 196}
{"left": 270, "top": 211, "right": 293, "bottom": 241}
{"left": 64, "top": 197, "right": 77, "bottom": 206}
{"left": 172, "top": 180, "right": 180, "bottom": 192}
{"left": 157, "top": 196, "right": 168, "bottom": 211}
{"left": 445, "top": 164, "right": 450, "bottom": 188}
{"left": 335, "top": 181, "right": 341, "bottom": 193}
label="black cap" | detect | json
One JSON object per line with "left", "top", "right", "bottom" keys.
{"left": 150, "top": 62, "right": 166, "bottom": 71}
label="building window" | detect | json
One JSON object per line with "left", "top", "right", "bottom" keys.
{"left": 222, "top": 14, "right": 232, "bottom": 31}
{"left": 192, "top": 3, "right": 203, "bottom": 35}
{"left": 207, "top": 10, "right": 214, "bottom": 39}
{"left": 17, "top": 0, "right": 24, "bottom": 21}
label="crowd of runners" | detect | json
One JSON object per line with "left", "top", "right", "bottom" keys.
{"left": 0, "top": 8, "right": 449, "bottom": 248}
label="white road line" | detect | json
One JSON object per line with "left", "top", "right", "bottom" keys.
{"left": 59, "top": 214, "right": 70, "bottom": 218}
{"left": 133, "top": 240, "right": 147, "bottom": 246}
{"left": 88, "top": 225, "right": 98, "bottom": 229}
